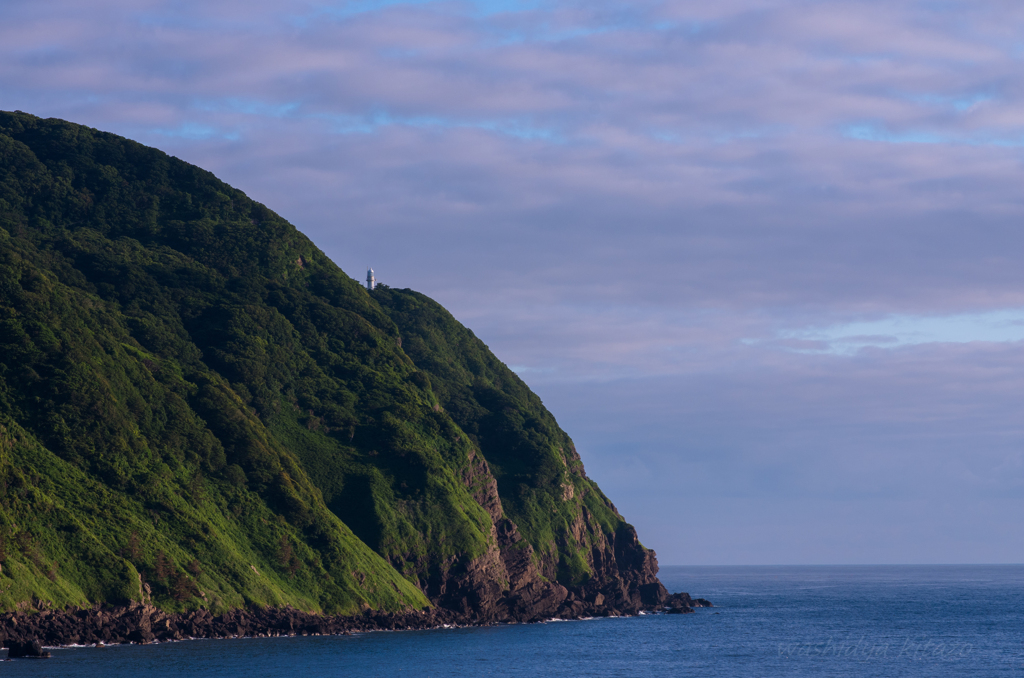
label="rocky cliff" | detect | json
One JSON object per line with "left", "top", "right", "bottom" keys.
{"left": 0, "top": 110, "right": 686, "bottom": 637}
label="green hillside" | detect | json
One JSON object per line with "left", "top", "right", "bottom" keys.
{"left": 373, "top": 288, "right": 624, "bottom": 586}
{"left": 0, "top": 111, "right": 656, "bottom": 618}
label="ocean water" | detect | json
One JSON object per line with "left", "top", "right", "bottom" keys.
{"left": 3, "top": 565, "right": 1023, "bottom": 677}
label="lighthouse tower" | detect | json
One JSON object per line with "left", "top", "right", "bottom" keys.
{"left": 366, "top": 267, "right": 375, "bottom": 291}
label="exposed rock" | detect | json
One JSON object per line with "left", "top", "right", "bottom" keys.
{"left": 7, "top": 639, "right": 51, "bottom": 658}
{"left": 496, "top": 519, "right": 537, "bottom": 591}
{"left": 662, "top": 591, "right": 714, "bottom": 614}
{"left": 0, "top": 579, "right": 711, "bottom": 648}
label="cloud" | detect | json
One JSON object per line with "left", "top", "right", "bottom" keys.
{"left": 772, "top": 308, "right": 1024, "bottom": 354}
{"left": 2, "top": 0, "right": 1024, "bottom": 563}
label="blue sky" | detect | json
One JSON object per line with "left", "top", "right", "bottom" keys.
{"left": 3, "top": 0, "right": 1024, "bottom": 564}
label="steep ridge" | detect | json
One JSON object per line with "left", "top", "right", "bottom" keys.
{"left": 374, "top": 287, "right": 668, "bottom": 617}
{"left": 0, "top": 110, "right": 677, "bottom": 633}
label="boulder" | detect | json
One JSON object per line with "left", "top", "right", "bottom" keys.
{"left": 127, "top": 628, "right": 155, "bottom": 644}
{"left": 7, "top": 639, "right": 51, "bottom": 658}
{"left": 639, "top": 582, "right": 669, "bottom": 606}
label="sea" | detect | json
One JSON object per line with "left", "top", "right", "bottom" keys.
{"left": 3, "top": 565, "right": 1022, "bottom": 677}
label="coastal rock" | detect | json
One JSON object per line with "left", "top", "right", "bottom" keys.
{"left": 639, "top": 582, "right": 669, "bottom": 606}
{"left": 7, "top": 639, "right": 51, "bottom": 658}
{"left": 127, "top": 629, "right": 155, "bottom": 644}
{"left": 0, "top": 581, "right": 712, "bottom": 647}
{"left": 663, "top": 592, "right": 714, "bottom": 613}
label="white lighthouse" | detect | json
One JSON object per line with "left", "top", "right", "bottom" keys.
{"left": 366, "top": 267, "right": 375, "bottom": 290}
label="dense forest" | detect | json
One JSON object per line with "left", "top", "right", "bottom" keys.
{"left": 0, "top": 111, "right": 665, "bottom": 621}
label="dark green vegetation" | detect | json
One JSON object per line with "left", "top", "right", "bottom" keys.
{"left": 0, "top": 111, "right": 654, "bottom": 618}
{"left": 373, "top": 288, "right": 622, "bottom": 586}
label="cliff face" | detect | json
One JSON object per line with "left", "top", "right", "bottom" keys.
{"left": 373, "top": 287, "right": 668, "bottom": 619}
{"left": 0, "top": 110, "right": 667, "bottom": 622}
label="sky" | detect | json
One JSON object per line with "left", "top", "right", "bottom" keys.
{"left": 3, "top": 0, "right": 1023, "bottom": 565}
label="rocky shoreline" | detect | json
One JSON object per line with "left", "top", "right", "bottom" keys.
{"left": 0, "top": 592, "right": 711, "bottom": 655}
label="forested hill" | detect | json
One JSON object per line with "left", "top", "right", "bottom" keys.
{"left": 0, "top": 111, "right": 667, "bottom": 621}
